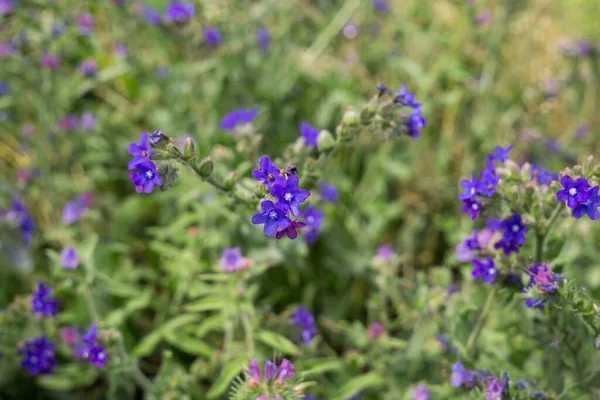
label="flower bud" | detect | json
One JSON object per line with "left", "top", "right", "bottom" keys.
{"left": 198, "top": 157, "right": 214, "bottom": 178}
{"left": 342, "top": 109, "right": 360, "bottom": 126}
{"left": 317, "top": 129, "right": 335, "bottom": 151}
{"left": 224, "top": 172, "right": 237, "bottom": 191}
{"left": 166, "top": 143, "right": 182, "bottom": 158}
{"left": 183, "top": 137, "right": 197, "bottom": 161}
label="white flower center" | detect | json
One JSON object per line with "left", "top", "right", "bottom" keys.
{"left": 145, "top": 170, "right": 154, "bottom": 179}
{"left": 30, "top": 356, "right": 38, "bottom": 363}
{"left": 488, "top": 268, "right": 496, "bottom": 275}
{"left": 284, "top": 192, "right": 293, "bottom": 202}
{"left": 470, "top": 188, "right": 475, "bottom": 195}
{"left": 512, "top": 224, "right": 520, "bottom": 232}
{"left": 307, "top": 216, "right": 314, "bottom": 224}
{"left": 268, "top": 211, "right": 278, "bottom": 219}
{"left": 98, "top": 352, "right": 105, "bottom": 360}
{"left": 569, "top": 188, "right": 577, "bottom": 196}
{"left": 472, "top": 204, "right": 478, "bottom": 210}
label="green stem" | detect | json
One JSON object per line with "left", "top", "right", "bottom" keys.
{"left": 184, "top": 159, "right": 252, "bottom": 205}
{"left": 82, "top": 284, "right": 100, "bottom": 325}
{"left": 117, "top": 340, "right": 153, "bottom": 394}
{"left": 535, "top": 203, "right": 564, "bottom": 263}
{"left": 241, "top": 312, "right": 255, "bottom": 358}
{"left": 465, "top": 286, "right": 498, "bottom": 358}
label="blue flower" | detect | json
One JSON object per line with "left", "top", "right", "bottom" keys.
{"left": 251, "top": 201, "right": 291, "bottom": 237}
{"left": 76, "top": 13, "right": 95, "bottom": 35}
{"left": 220, "top": 248, "right": 249, "bottom": 272}
{"left": 471, "top": 257, "right": 497, "bottom": 284}
{"left": 376, "top": 82, "right": 392, "bottom": 97}
{"left": 204, "top": 27, "right": 222, "bottom": 46}
{"left": 451, "top": 361, "right": 476, "bottom": 388}
{"left": 128, "top": 132, "right": 152, "bottom": 169}
{"left": 1, "top": 199, "right": 35, "bottom": 244}
{"left": 220, "top": 108, "right": 259, "bottom": 131}
{"left": 62, "top": 193, "right": 93, "bottom": 225}
{"left": 143, "top": 7, "right": 161, "bottom": 25}
{"left": 149, "top": 130, "right": 165, "bottom": 146}
{"left": 79, "top": 59, "right": 98, "bottom": 77}
{"left": 32, "top": 282, "right": 60, "bottom": 317}
{"left": 461, "top": 198, "right": 482, "bottom": 220}
{"left": 80, "top": 112, "right": 96, "bottom": 131}
{"left": 20, "top": 335, "right": 57, "bottom": 375}
{"left": 487, "top": 144, "right": 513, "bottom": 164}
{"left": 412, "top": 385, "right": 430, "bottom": 400}
{"left": 300, "top": 122, "right": 319, "bottom": 148}
{"left": 270, "top": 175, "right": 311, "bottom": 217}
{"left": 276, "top": 219, "right": 306, "bottom": 240}
{"left": 320, "top": 182, "right": 338, "bottom": 203}
{"left": 257, "top": 28, "right": 271, "bottom": 52}
{"left": 165, "top": 2, "right": 195, "bottom": 22}
{"left": 304, "top": 228, "right": 320, "bottom": 244}
{"left": 291, "top": 306, "right": 317, "bottom": 345}
{"left": 60, "top": 247, "right": 79, "bottom": 269}
{"left": 0, "top": 0, "right": 15, "bottom": 16}
{"left": 252, "top": 156, "right": 285, "bottom": 187}
{"left": 129, "top": 161, "right": 162, "bottom": 194}
{"left": 556, "top": 175, "right": 591, "bottom": 209}
{"left": 572, "top": 186, "right": 600, "bottom": 220}
{"left": 76, "top": 325, "right": 108, "bottom": 368}
{"left": 494, "top": 214, "right": 528, "bottom": 256}
{"left": 394, "top": 84, "right": 420, "bottom": 108}
{"left": 459, "top": 175, "right": 482, "bottom": 201}
{"left": 479, "top": 168, "right": 499, "bottom": 197}
{"left": 372, "top": 0, "right": 389, "bottom": 12}
{"left": 524, "top": 263, "right": 562, "bottom": 309}
{"left": 404, "top": 107, "right": 426, "bottom": 138}
{"left": 0, "top": 81, "right": 9, "bottom": 96}
{"left": 485, "top": 376, "right": 504, "bottom": 400}
{"left": 530, "top": 165, "right": 558, "bottom": 185}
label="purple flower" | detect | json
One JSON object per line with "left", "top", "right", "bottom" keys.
{"left": 265, "top": 360, "right": 277, "bottom": 380}
{"left": 572, "top": 186, "right": 600, "bottom": 220}
{"left": 60, "top": 247, "right": 79, "bottom": 269}
{"left": 556, "top": 176, "right": 591, "bottom": 209}
{"left": 0, "top": 82, "right": 9, "bottom": 96}
{"left": 471, "top": 257, "right": 497, "bottom": 284}
{"left": 41, "top": 53, "right": 61, "bottom": 70}
{"left": 459, "top": 175, "right": 481, "bottom": 201}
{"left": 257, "top": 28, "right": 271, "bottom": 52}
{"left": 32, "top": 282, "right": 60, "bottom": 317}
{"left": 80, "top": 112, "right": 96, "bottom": 131}
{"left": 143, "top": 7, "right": 161, "bottom": 25}
{"left": 292, "top": 306, "right": 317, "bottom": 345}
{"left": 251, "top": 201, "right": 291, "bottom": 237}
{"left": 79, "top": 59, "right": 98, "bottom": 77}
{"left": 575, "top": 124, "right": 590, "bottom": 139}
{"left": 487, "top": 144, "right": 513, "bottom": 165}
{"left": 437, "top": 333, "right": 456, "bottom": 353}
{"left": 252, "top": 156, "right": 285, "bottom": 187}
{"left": 165, "top": 2, "right": 195, "bottom": 22}
{"left": 524, "top": 263, "right": 562, "bottom": 309}
{"left": 276, "top": 359, "right": 296, "bottom": 382}
{"left": 129, "top": 161, "right": 162, "bottom": 194}
{"left": 0, "top": 0, "right": 14, "bottom": 15}
{"left": 485, "top": 377, "right": 503, "bottom": 400}
{"left": 461, "top": 198, "right": 482, "bottom": 220}
{"left": 76, "top": 13, "right": 95, "bottom": 35}
{"left": 128, "top": 132, "right": 152, "bottom": 169}
{"left": 530, "top": 165, "right": 558, "bottom": 185}
{"left": 304, "top": 206, "right": 324, "bottom": 229}
{"left": 372, "top": 0, "right": 389, "bottom": 12}
{"left": 413, "top": 385, "right": 430, "bottom": 400}
{"left": 367, "top": 322, "right": 385, "bottom": 340}
{"left": 451, "top": 362, "right": 476, "bottom": 388}
{"left": 1, "top": 199, "right": 35, "bottom": 244}
{"left": 494, "top": 214, "right": 528, "bottom": 256}
{"left": 320, "top": 182, "right": 338, "bottom": 203}
{"left": 149, "top": 130, "right": 165, "bottom": 146}
{"left": 300, "top": 122, "right": 319, "bottom": 148}
{"left": 52, "top": 22, "right": 66, "bottom": 37}
{"left": 204, "top": 27, "right": 222, "bottom": 46}
{"left": 246, "top": 358, "right": 296, "bottom": 384}
{"left": 376, "top": 82, "right": 392, "bottom": 97}
{"left": 0, "top": 42, "right": 15, "bottom": 57}
{"left": 474, "top": 10, "right": 492, "bottom": 25}
{"left": 247, "top": 359, "right": 262, "bottom": 382}
{"left": 219, "top": 248, "right": 248, "bottom": 272}
{"left": 20, "top": 336, "right": 57, "bottom": 376}
{"left": 479, "top": 168, "right": 499, "bottom": 197}
{"left": 220, "top": 108, "right": 259, "bottom": 131}
{"left": 60, "top": 327, "right": 79, "bottom": 346}
{"left": 404, "top": 107, "right": 426, "bottom": 138}
{"left": 377, "top": 245, "right": 395, "bottom": 261}
{"left": 62, "top": 193, "right": 93, "bottom": 225}
{"left": 114, "top": 43, "right": 128, "bottom": 57}
{"left": 276, "top": 219, "right": 306, "bottom": 240}
{"left": 59, "top": 114, "right": 79, "bottom": 131}
{"left": 304, "top": 228, "right": 320, "bottom": 244}
{"left": 270, "top": 175, "right": 311, "bottom": 217}
{"left": 394, "top": 84, "right": 420, "bottom": 108}
{"left": 76, "top": 325, "right": 108, "bottom": 368}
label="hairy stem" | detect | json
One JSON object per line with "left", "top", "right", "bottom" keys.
{"left": 535, "top": 202, "right": 564, "bottom": 262}
{"left": 466, "top": 286, "right": 498, "bottom": 358}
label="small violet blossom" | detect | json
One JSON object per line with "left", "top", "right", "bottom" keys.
{"left": 20, "top": 336, "right": 57, "bottom": 376}
{"left": 32, "top": 282, "right": 60, "bottom": 317}
{"left": 251, "top": 201, "right": 291, "bottom": 237}
{"left": 270, "top": 175, "right": 310, "bottom": 217}
{"left": 204, "top": 27, "right": 222, "bottom": 46}
{"left": 291, "top": 306, "right": 317, "bottom": 345}
{"left": 219, "top": 248, "right": 250, "bottom": 272}
{"left": 164, "top": 2, "right": 195, "bottom": 23}
{"left": 300, "top": 122, "right": 319, "bottom": 148}
{"left": 220, "top": 108, "right": 259, "bottom": 131}
{"left": 320, "top": 182, "right": 338, "bottom": 203}
{"left": 60, "top": 247, "right": 79, "bottom": 269}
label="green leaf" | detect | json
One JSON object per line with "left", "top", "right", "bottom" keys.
{"left": 37, "top": 375, "right": 78, "bottom": 391}
{"left": 105, "top": 290, "right": 152, "bottom": 326}
{"left": 334, "top": 372, "right": 384, "bottom": 400}
{"left": 207, "top": 356, "right": 246, "bottom": 399}
{"left": 256, "top": 330, "right": 300, "bottom": 355}
{"left": 133, "top": 314, "right": 201, "bottom": 357}
{"left": 164, "top": 332, "right": 214, "bottom": 358}
{"left": 184, "top": 296, "right": 230, "bottom": 312}
{"left": 299, "top": 358, "right": 343, "bottom": 377}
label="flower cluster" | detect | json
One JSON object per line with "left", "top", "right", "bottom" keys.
{"left": 19, "top": 335, "right": 57, "bottom": 376}
{"left": 556, "top": 175, "right": 600, "bottom": 220}
{"left": 471, "top": 257, "right": 497, "bottom": 284}
{"left": 291, "top": 306, "right": 317, "bottom": 345}
{"left": 1, "top": 199, "right": 35, "bottom": 244}
{"left": 451, "top": 362, "right": 477, "bottom": 388}
{"left": 251, "top": 156, "right": 310, "bottom": 238}
{"left": 246, "top": 358, "right": 296, "bottom": 387}
{"left": 219, "top": 248, "right": 250, "bottom": 272}
{"left": 529, "top": 164, "right": 558, "bottom": 186}
{"left": 494, "top": 214, "right": 528, "bottom": 256}
{"left": 128, "top": 132, "right": 163, "bottom": 194}
{"left": 32, "top": 282, "right": 60, "bottom": 317}
{"left": 74, "top": 325, "right": 109, "bottom": 368}
{"left": 459, "top": 144, "right": 511, "bottom": 220}
{"left": 220, "top": 108, "right": 259, "bottom": 131}
{"left": 377, "top": 83, "right": 427, "bottom": 138}
{"left": 524, "top": 263, "right": 562, "bottom": 309}
{"left": 485, "top": 373, "right": 509, "bottom": 400}
{"left": 164, "top": 2, "right": 195, "bottom": 23}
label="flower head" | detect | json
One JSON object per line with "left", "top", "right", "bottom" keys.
{"left": 62, "top": 193, "right": 93, "bottom": 225}
{"left": 413, "top": 385, "right": 430, "bottom": 400}
{"left": 404, "top": 107, "right": 426, "bottom": 138}
{"left": 530, "top": 165, "right": 558, "bottom": 185}
{"left": 494, "top": 214, "right": 528, "bottom": 256}
{"left": 572, "top": 186, "right": 600, "bottom": 220}
{"left": 143, "top": 7, "right": 161, "bottom": 25}
{"left": 251, "top": 201, "right": 291, "bottom": 237}
{"left": 372, "top": 0, "right": 389, "bottom": 12}
{"left": 32, "top": 282, "right": 60, "bottom": 317}
{"left": 80, "top": 112, "right": 96, "bottom": 131}
{"left": 76, "top": 13, "right": 95, "bottom": 35}
{"left": 59, "top": 114, "right": 79, "bottom": 131}
{"left": 220, "top": 108, "right": 259, "bottom": 131}
{"left": 524, "top": 263, "right": 562, "bottom": 309}
{"left": 474, "top": 10, "right": 493, "bottom": 25}
{"left": 376, "top": 82, "right": 392, "bottom": 97}
{"left": 276, "top": 219, "right": 306, "bottom": 240}
{"left": 257, "top": 28, "right": 271, "bottom": 52}
{"left": 292, "top": 306, "right": 317, "bottom": 345}
{"left": 556, "top": 176, "right": 591, "bottom": 209}
{"left": 149, "top": 130, "right": 165, "bottom": 146}
{"left": 79, "top": 59, "right": 98, "bottom": 77}
{"left": 270, "top": 175, "right": 310, "bottom": 217}
{"left": 471, "top": 257, "right": 497, "bottom": 284}
{"left": 129, "top": 161, "right": 162, "bottom": 194}
{"left": 204, "top": 27, "right": 222, "bottom": 46}
{"left": 487, "top": 144, "right": 513, "bottom": 165}
{"left": 165, "top": 2, "right": 195, "bottom": 22}
{"left": 320, "top": 182, "right": 338, "bottom": 203}
{"left": 461, "top": 198, "right": 482, "bottom": 220}
{"left": 304, "top": 206, "right": 324, "bottom": 229}
{"left": 0, "top": 0, "right": 14, "bottom": 15}
{"left": 252, "top": 156, "right": 285, "bottom": 187}
{"left": 219, "top": 248, "right": 249, "bottom": 272}
{"left": 41, "top": 53, "right": 61, "bottom": 70}
{"left": 377, "top": 245, "right": 395, "bottom": 261}
{"left": 246, "top": 358, "right": 296, "bottom": 385}
{"left": 128, "top": 132, "right": 152, "bottom": 169}
{"left": 367, "top": 322, "right": 385, "bottom": 340}
{"left": 75, "top": 325, "right": 108, "bottom": 368}
{"left": 60, "top": 247, "right": 79, "bottom": 269}
{"left": 114, "top": 43, "right": 128, "bottom": 57}
{"left": 1, "top": 199, "right": 35, "bottom": 244}
{"left": 394, "top": 84, "right": 420, "bottom": 108}
{"left": 485, "top": 376, "right": 503, "bottom": 400}
{"left": 20, "top": 336, "right": 57, "bottom": 375}
{"left": 300, "top": 122, "right": 319, "bottom": 148}
{"left": 451, "top": 361, "right": 476, "bottom": 388}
